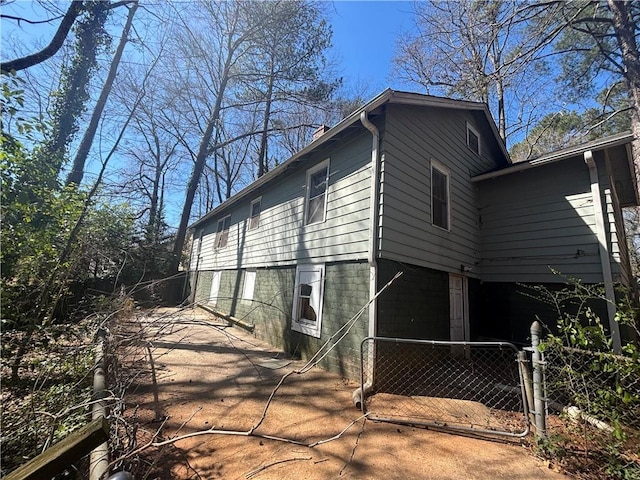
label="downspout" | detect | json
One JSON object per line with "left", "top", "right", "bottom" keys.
{"left": 352, "top": 111, "right": 380, "bottom": 408}
{"left": 584, "top": 150, "right": 621, "bottom": 352}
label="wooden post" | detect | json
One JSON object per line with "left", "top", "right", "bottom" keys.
{"left": 4, "top": 417, "right": 109, "bottom": 480}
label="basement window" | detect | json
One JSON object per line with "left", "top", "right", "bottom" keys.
{"left": 242, "top": 270, "right": 256, "bottom": 300}
{"left": 291, "top": 264, "right": 325, "bottom": 338}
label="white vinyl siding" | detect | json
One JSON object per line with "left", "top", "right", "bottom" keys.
{"left": 197, "top": 132, "right": 372, "bottom": 270}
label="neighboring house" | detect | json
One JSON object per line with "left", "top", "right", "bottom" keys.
{"left": 187, "top": 89, "right": 638, "bottom": 378}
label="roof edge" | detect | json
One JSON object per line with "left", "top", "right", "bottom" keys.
{"left": 471, "top": 131, "right": 634, "bottom": 182}
{"left": 189, "top": 89, "right": 509, "bottom": 229}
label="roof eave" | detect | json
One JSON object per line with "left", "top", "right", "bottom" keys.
{"left": 189, "top": 89, "right": 509, "bottom": 229}
{"left": 471, "top": 131, "right": 635, "bottom": 183}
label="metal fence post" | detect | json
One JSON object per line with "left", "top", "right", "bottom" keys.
{"left": 90, "top": 328, "right": 109, "bottom": 480}
{"left": 530, "top": 321, "right": 546, "bottom": 439}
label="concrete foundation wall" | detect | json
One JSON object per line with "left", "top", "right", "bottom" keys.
{"left": 376, "top": 259, "right": 450, "bottom": 340}
{"left": 191, "top": 261, "right": 370, "bottom": 380}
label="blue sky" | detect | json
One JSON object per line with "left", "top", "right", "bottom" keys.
{"left": 330, "top": 1, "right": 416, "bottom": 93}
{"left": 2, "top": 1, "right": 416, "bottom": 94}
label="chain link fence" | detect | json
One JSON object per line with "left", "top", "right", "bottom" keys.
{"left": 542, "top": 344, "right": 640, "bottom": 477}
{"left": 359, "top": 337, "right": 529, "bottom": 438}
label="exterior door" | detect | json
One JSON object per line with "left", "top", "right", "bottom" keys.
{"left": 209, "top": 271, "right": 221, "bottom": 306}
{"left": 449, "top": 274, "right": 469, "bottom": 342}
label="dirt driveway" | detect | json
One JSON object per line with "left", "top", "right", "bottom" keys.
{"left": 120, "top": 307, "right": 565, "bottom": 480}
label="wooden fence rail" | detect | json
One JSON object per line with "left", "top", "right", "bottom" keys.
{"left": 4, "top": 417, "right": 109, "bottom": 480}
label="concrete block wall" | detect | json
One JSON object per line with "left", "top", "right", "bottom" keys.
{"left": 191, "top": 261, "right": 370, "bottom": 380}
{"left": 376, "top": 259, "right": 449, "bottom": 340}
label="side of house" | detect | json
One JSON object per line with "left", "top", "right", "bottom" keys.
{"left": 187, "top": 90, "right": 511, "bottom": 378}
{"left": 187, "top": 89, "right": 638, "bottom": 378}
{"left": 189, "top": 124, "right": 378, "bottom": 378}
{"left": 473, "top": 134, "right": 638, "bottom": 347}
{"left": 371, "top": 101, "right": 508, "bottom": 344}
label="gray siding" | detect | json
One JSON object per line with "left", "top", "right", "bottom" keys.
{"left": 379, "top": 104, "right": 504, "bottom": 274}
{"left": 477, "top": 156, "right": 605, "bottom": 283}
{"left": 195, "top": 132, "right": 373, "bottom": 271}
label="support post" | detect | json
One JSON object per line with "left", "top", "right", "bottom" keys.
{"left": 518, "top": 350, "right": 534, "bottom": 423}
{"left": 530, "top": 321, "right": 546, "bottom": 439}
{"left": 90, "top": 329, "right": 109, "bottom": 480}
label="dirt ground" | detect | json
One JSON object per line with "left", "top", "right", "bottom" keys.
{"left": 119, "top": 307, "right": 566, "bottom": 480}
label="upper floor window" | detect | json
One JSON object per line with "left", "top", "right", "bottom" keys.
{"left": 215, "top": 215, "right": 231, "bottom": 249}
{"left": 467, "top": 123, "right": 480, "bottom": 155}
{"left": 431, "top": 161, "right": 450, "bottom": 231}
{"left": 249, "top": 198, "right": 261, "bottom": 230}
{"left": 305, "top": 159, "right": 330, "bottom": 225}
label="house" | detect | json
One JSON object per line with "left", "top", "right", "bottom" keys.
{"left": 187, "top": 89, "right": 638, "bottom": 378}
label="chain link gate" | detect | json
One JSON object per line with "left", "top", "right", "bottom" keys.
{"left": 359, "top": 337, "right": 530, "bottom": 438}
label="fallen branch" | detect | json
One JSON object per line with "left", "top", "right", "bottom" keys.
{"left": 245, "top": 456, "right": 312, "bottom": 479}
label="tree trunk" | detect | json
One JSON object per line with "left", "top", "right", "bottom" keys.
{"left": 66, "top": 1, "right": 138, "bottom": 187}
{"left": 607, "top": 0, "right": 640, "bottom": 192}
{"left": 257, "top": 63, "right": 275, "bottom": 177}
{"left": 170, "top": 59, "right": 233, "bottom": 273}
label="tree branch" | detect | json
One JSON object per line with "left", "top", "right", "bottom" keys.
{"left": 1, "top": 1, "right": 85, "bottom": 73}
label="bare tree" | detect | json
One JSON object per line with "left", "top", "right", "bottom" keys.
{"left": 167, "top": 1, "right": 276, "bottom": 272}
{"left": 65, "top": 0, "right": 138, "bottom": 187}
{"left": 547, "top": 0, "right": 640, "bottom": 189}
{"left": 1, "top": 1, "right": 85, "bottom": 73}
{"left": 394, "top": 0, "right": 569, "bottom": 144}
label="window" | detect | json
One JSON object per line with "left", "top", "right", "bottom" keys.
{"left": 209, "top": 271, "right": 221, "bottom": 305}
{"left": 291, "top": 264, "right": 325, "bottom": 338}
{"left": 467, "top": 123, "right": 480, "bottom": 155}
{"left": 249, "top": 198, "right": 261, "bottom": 230}
{"left": 305, "top": 160, "right": 330, "bottom": 225}
{"left": 215, "top": 215, "right": 231, "bottom": 249}
{"left": 431, "top": 161, "right": 450, "bottom": 230}
{"left": 242, "top": 270, "right": 256, "bottom": 300}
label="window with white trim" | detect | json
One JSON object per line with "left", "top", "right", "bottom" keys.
{"left": 215, "top": 215, "right": 231, "bottom": 249}
{"left": 242, "top": 270, "right": 256, "bottom": 300}
{"left": 249, "top": 198, "right": 261, "bottom": 230}
{"left": 431, "top": 161, "right": 450, "bottom": 230}
{"left": 467, "top": 123, "right": 480, "bottom": 155}
{"left": 305, "top": 159, "right": 330, "bottom": 225}
{"left": 291, "top": 264, "right": 325, "bottom": 338}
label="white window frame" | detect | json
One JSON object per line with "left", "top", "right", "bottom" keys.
{"left": 431, "top": 159, "right": 451, "bottom": 231}
{"left": 209, "top": 271, "right": 221, "bottom": 306}
{"left": 304, "top": 159, "right": 330, "bottom": 225}
{"left": 466, "top": 122, "right": 481, "bottom": 156}
{"left": 242, "top": 270, "right": 256, "bottom": 300}
{"left": 248, "top": 197, "right": 261, "bottom": 230}
{"left": 291, "top": 264, "right": 325, "bottom": 338}
{"left": 215, "top": 215, "right": 231, "bottom": 249}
